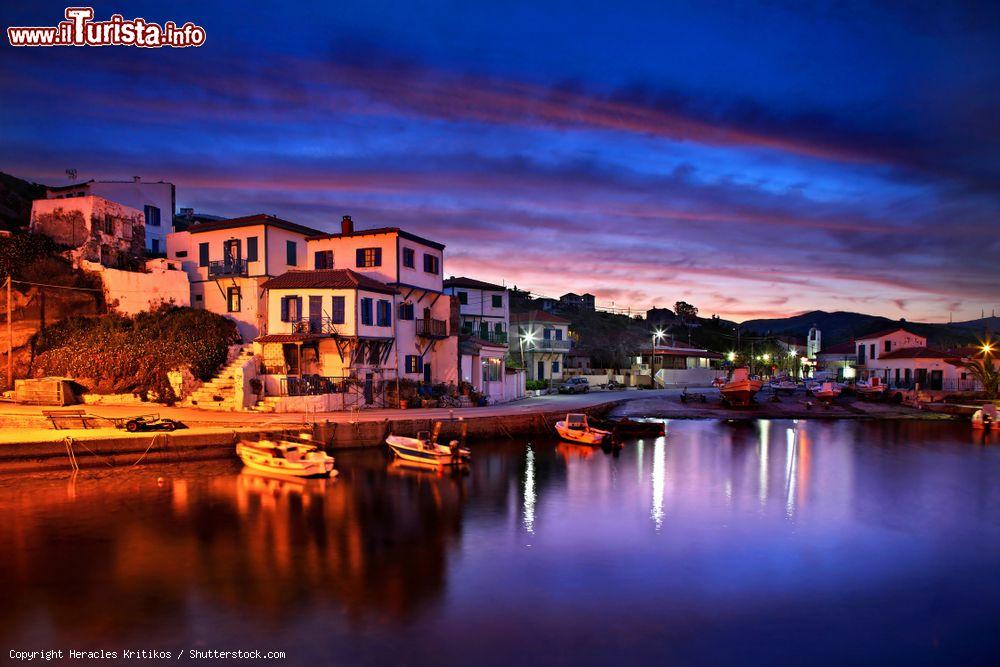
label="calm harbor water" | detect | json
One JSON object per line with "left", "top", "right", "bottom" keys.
{"left": 2, "top": 419, "right": 999, "bottom": 666}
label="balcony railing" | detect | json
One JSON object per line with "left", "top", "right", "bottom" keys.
{"left": 528, "top": 338, "right": 571, "bottom": 351}
{"left": 280, "top": 375, "right": 351, "bottom": 396}
{"left": 416, "top": 318, "right": 448, "bottom": 338}
{"left": 208, "top": 259, "right": 248, "bottom": 278}
{"left": 292, "top": 318, "right": 343, "bottom": 335}
{"left": 460, "top": 325, "right": 508, "bottom": 345}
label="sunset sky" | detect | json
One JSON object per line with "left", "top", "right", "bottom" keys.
{"left": 2, "top": 1, "right": 998, "bottom": 322}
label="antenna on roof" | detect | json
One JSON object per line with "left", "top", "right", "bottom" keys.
{"left": 65, "top": 168, "right": 77, "bottom": 181}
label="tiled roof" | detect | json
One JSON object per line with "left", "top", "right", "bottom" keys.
{"left": 878, "top": 346, "right": 960, "bottom": 360}
{"left": 856, "top": 327, "right": 922, "bottom": 341}
{"left": 817, "top": 341, "right": 857, "bottom": 355}
{"left": 444, "top": 276, "right": 506, "bottom": 291}
{"left": 510, "top": 309, "right": 572, "bottom": 324}
{"left": 262, "top": 269, "right": 398, "bottom": 294}
{"left": 188, "top": 214, "right": 324, "bottom": 237}
{"left": 307, "top": 226, "right": 445, "bottom": 250}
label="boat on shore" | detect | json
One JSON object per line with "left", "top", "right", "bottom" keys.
{"left": 236, "top": 436, "right": 336, "bottom": 478}
{"left": 811, "top": 381, "right": 842, "bottom": 400}
{"left": 855, "top": 377, "right": 887, "bottom": 399}
{"left": 386, "top": 422, "right": 471, "bottom": 466}
{"left": 720, "top": 368, "right": 763, "bottom": 406}
{"left": 555, "top": 413, "right": 612, "bottom": 445}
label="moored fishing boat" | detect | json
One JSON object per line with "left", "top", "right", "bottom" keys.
{"left": 855, "top": 377, "right": 886, "bottom": 399}
{"left": 386, "top": 422, "right": 470, "bottom": 466}
{"left": 720, "top": 367, "right": 763, "bottom": 406}
{"left": 235, "top": 437, "right": 336, "bottom": 478}
{"left": 555, "top": 413, "right": 612, "bottom": 445}
{"left": 972, "top": 404, "right": 997, "bottom": 430}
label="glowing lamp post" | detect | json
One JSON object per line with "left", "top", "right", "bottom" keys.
{"left": 651, "top": 329, "right": 665, "bottom": 377}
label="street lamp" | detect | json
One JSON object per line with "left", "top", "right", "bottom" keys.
{"left": 726, "top": 351, "right": 736, "bottom": 362}
{"left": 651, "top": 329, "right": 665, "bottom": 377}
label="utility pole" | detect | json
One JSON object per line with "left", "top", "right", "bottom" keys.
{"left": 6, "top": 276, "right": 12, "bottom": 391}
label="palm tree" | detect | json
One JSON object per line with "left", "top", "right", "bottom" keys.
{"left": 961, "top": 357, "right": 999, "bottom": 398}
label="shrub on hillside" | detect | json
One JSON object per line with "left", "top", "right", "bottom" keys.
{"left": 31, "top": 305, "right": 241, "bottom": 402}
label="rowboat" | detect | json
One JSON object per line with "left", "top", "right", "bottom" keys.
{"left": 386, "top": 422, "right": 470, "bottom": 466}
{"left": 236, "top": 438, "right": 336, "bottom": 478}
{"left": 555, "top": 413, "right": 612, "bottom": 445}
{"left": 720, "top": 368, "right": 763, "bottom": 406}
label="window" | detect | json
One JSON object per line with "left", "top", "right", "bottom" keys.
{"left": 398, "top": 302, "right": 415, "bottom": 320}
{"left": 551, "top": 361, "right": 560, "bottom": 374}
{"left": 405, "top": 355, "right": 423, "bottom": 374}
{"left": 543, "top": 328, "right": 551, "bottom": 340}
{"left": 885, "top": 340, "right": 892, "bottom": 353}
{"left": 175, "top": 250, "right": 188, "bottom": 258}
{"left": 122, "top": 221, "right": 132, "bottom": 240}
{"left": 357, "top": 247, "right": 382, "bottom": 267}
{"left": 492, "top": 294, "right": 503, "bottom": 308}
{"left": 103, "top": 214, "right": 114, "bottom": 234}
{"left": 870, "top": 343, "right": 876, "bottom": 359}
{"left": 360, "top": 297, "right": 373, "bottom": 325}
{"left": 144, "top": 205, "right": 161, "bottom": 227}
{"left": 331, "top": 296, "right": 345, "bottom": 324}
{"left": 199, "top": 242, "right": 209, "bottom": 267}
{"left": 402, "top": 247, "right": 415, "bottom": 268}
{"left": 458, "top": 291, "right": 468, "bottom": 305}
{"left": 151, "top": 239, "right": 160, "bottom": 254}
{"left": 286, "top": 240, "right": 297, "bottom": 266}
{"left": 555, "top": 329, "right": 563, "bottom": 341}
{"left": 280, "top": 296, "right": 302, "bottom": 322}
{"left": 227, "top": 287, "right": 241, "bottom": 312}
{"left": 194, "top": 294, "right": 203, "bottom": 302}
{"left": 423, "top": 253, "right": 439, "bottom": 274}
{"left": 482, "top": 357, "right": 502, "bottom": 382}
{"left": 246, "top": 237, "right": 258, "bottom": 262}
{"left": 315, "top": 250, "right": 333, "bottom": 269}
{"left": 376, "top": 299, "right": 392, "bottom": 327}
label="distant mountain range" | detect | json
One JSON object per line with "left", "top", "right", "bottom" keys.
{"left": 741, "top": 310, "right": 998, "bottom": 348}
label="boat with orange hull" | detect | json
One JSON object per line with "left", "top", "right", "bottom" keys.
{"left": 720, "top": 367, "right": 763, "bottom": 406}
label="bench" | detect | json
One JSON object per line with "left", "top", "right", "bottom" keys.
{"left": 41, "top": 409, "right": 92, "bottom": 430}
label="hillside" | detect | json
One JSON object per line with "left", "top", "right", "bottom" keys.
{"left": 0, "top": 171, "right": 45, "bottom": 232}
{"left": 742, "top": 310, "right": 992, "bottom": 348}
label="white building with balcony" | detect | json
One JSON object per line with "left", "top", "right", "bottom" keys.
{"left": 444, "top": 276, "right": 514, "bottom": 402}
{"left": 511, "top": 310, "right": 572, "bottom": 382}
{"left": 166, "top": 214, "right": 324, "bottom": 340}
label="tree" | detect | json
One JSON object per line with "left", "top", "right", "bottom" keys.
{"left": 674, "top": 301, "right": 698, "bottom": 323}
{"left": 961, "top": 358, "right": 999, "bottom": 398}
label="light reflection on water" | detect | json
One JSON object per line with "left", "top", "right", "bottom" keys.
{"left": 2, "top": 419, "right": 999, "bottom": 666}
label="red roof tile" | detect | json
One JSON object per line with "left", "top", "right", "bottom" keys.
{"left": 444, "top": 276, "right": 506, "bottom": 291}
{"left": 188, "top": 213, "right": 324, "bottom": 237}
{"left": 262, "top": 269, "right": 398, "bottom": 294}
{"left": 307, "top": 226, "right": 445, "bottom": 250}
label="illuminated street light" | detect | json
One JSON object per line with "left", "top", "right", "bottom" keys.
{"left": 726, "top": 351, "right": 736, "bottom": 362}
{"left": 762, "top": 353, "right": 771, "bottom": 362}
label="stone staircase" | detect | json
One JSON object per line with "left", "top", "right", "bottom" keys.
{"left": 184, "top": 344, "right": 255, "bottom": 411}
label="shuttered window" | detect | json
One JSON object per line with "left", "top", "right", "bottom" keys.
{"left": 376, "top": 299, "right": 392, "bottom": 327}
{"left": 330, "top": 296, "right": 345, "bottom": 324}
{"left": 246, "top": 237, "right": 258, "bottom": 262}
{"left": 360, "top": 297, "right": 373, "bottom": 325}
{"left": 280, "top": 296, "right": 302, "bottom": 322}
{"left": 198, "top": 242, "right": 209, "bottom": 267}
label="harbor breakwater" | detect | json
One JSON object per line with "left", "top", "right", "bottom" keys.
{"left": 0, "top": 400, "right": 626, "bottom": 473}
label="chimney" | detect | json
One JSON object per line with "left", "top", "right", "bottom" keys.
{"left": 341, "top": 215, "right": 354, "bottom": 235}
{"left": 132, "top": 176, "right": 141, "bottom": 183}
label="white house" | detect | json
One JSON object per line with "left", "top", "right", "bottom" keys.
{"left": 305, "top": 216, "right": 457, "bottom": 388}
{"left": 166, "top": 214, "right": 324, "bottom": 341}
{"left": 46, "top": 177, "right": 175, "bottom": 254}
{"left": 444, "top": 276, "right": 515, "bottom": 402}
{"left": 854, "top": 327, "right": 927, "bottom": 370}
{"left": 511, "top": 310, "right": 572, "bottom": 382}
{"left": 633, "top": 344, "right": 723, "bottom": 387}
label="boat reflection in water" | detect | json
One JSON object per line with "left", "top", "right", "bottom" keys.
{"left": 1, "top": 420, "right": 998, "bottom": 665}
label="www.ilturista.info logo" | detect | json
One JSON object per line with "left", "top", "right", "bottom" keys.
{"left": 7, "top": 7, "right": 206, "bottom": 48}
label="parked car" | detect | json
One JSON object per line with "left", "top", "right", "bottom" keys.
{"left": 558, "top": 377, "right": 590, "bottom": 394}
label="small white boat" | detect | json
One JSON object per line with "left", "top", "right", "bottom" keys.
{"left": 236, "top": 437, "right": 336, "bottom": 478}
{"left": 972, "top": 404, "right": 997, "bottom": 430}
{"left": 856, "top": 377, "right": 886, "bottom": 398}
{"left": 386, "top": 423, "right": 470, "bottom": 466}
{"left": 770, "top": 379, "right": 798, "bottom": 393}
{"left": 555, "top": 413, "right": 611, "bottom": 445}
{"left": 812, "top": 381, "right": 842, "bottom": 400}
{"left": 721, "top": 368, "right": 764, "bottom": 406}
